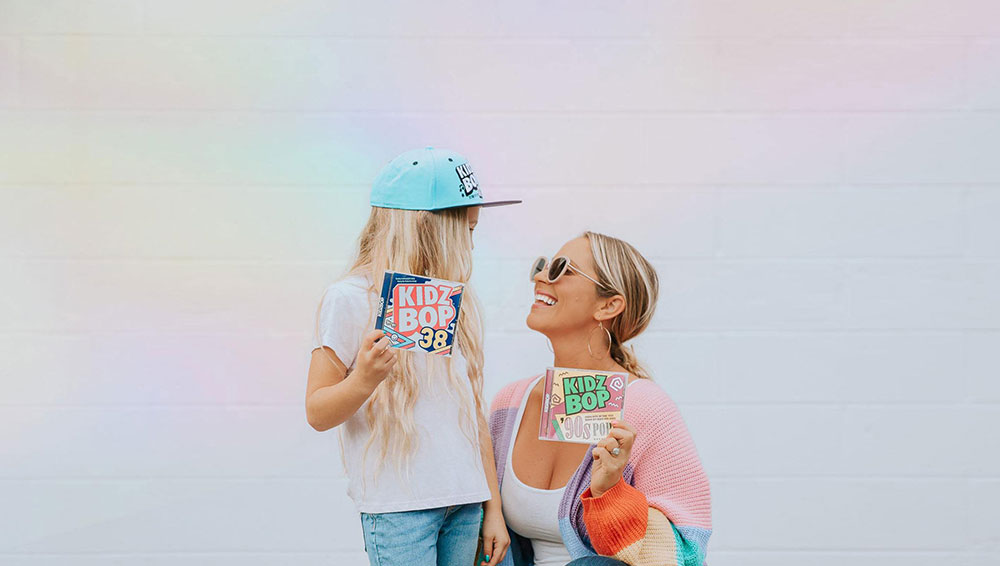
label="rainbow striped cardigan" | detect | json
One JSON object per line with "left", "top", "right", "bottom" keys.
{"left": 488, "top": 376, "right": 712, "bottom": 566}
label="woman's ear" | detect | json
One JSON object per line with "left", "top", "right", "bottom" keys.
{"left": 595, "top": 294, "right": 626, "bottom": 323}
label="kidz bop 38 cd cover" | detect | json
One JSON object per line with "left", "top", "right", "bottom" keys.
{"left": 374, "top": 271, "right": 464, "bottom": 357}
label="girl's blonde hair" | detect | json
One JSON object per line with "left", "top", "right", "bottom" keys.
{"left": 583, "top": 231, "right": 659, "bottom": 380}
{"left": 317, "top": 206, "right": 484, "bottom": 482}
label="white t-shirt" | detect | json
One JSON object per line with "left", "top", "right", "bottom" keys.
{"left": 312, "top": 275, "right": 491, "bottom": 514}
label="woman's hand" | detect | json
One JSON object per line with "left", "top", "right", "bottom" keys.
{"left": 480, "top": 505, "right": 510, "bottom": 566}
{"left": 351, "top": 329, "right": 397, "bottom": 391}
{"left": 589, "top": 420, "right": 637, "bottom": 498}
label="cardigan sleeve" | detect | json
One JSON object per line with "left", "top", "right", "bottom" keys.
{"left": 579, "top": 381, "right": 712, "bottom": 566}
{"left": 581, "top": 480, "right": 693, "bottom": 566}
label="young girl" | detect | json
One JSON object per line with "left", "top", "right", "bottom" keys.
{"left": 306, "top": 147, "right": 519, "bottom": 566}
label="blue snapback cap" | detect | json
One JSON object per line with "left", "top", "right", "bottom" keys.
{"left": 370, "top": 147, "right": 521, "bottom": 211}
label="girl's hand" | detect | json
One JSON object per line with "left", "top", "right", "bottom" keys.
{"left": 480, "top": 506, "right": 510, "bottom": 566}
{"left": 589, "top": 420, "right": 637, "bottom": 498}
{"left": 352, "top": 330, "right": 397, "bottom": 390}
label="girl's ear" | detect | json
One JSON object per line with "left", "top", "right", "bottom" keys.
{"left": 595, "top": 294, "right": 626, "bottom": 323}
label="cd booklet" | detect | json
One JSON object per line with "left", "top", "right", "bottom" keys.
{"left": 538, "top": 367, "right": 628, "bottom": 445}
{"left": 374, "top": 271, "right": 464, "bottom": 357}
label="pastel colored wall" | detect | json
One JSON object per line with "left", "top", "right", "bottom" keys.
{"left": 1, "top": 1, "right": 999, "bottom": 565}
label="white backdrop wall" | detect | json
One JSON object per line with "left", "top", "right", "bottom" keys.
{"left": 1, "top": 1, "right": 999, "bottom": 565}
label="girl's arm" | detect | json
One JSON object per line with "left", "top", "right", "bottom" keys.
{"left": 305, "top": 330, "right": 395, "bottom": 431}
{"left": 477, "top": 407, "right": 510, "bottom": 566}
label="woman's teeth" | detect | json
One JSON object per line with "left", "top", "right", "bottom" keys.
{"left": 535, "top": 294, "right": 557, "bottom": 306}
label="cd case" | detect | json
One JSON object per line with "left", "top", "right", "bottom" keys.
{"left": 373, "top": 271, "right": 464, "bottom": 357}
{"left": 538, "top": 367, "right": 629, "bottom": 445}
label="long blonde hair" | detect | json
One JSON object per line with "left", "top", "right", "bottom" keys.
{"left": 319, "top": 206, "right": 485, "bottom": 481}
{"left": 584, "top": 231, "right": 659, "bottom": 380}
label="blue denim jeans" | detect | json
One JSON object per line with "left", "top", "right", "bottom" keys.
{"left": 360, "top": 502, "right": 483, "bottom": 566}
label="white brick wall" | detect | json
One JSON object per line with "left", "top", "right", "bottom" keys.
{"left": 1, "top": 1, "right": 998, "bottom": 564}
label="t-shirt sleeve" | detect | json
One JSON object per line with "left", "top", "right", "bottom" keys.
{"left": 311, "top": 285, "right": 367, "bottom": 369}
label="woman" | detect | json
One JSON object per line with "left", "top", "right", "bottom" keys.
{"left": 488, "top": 232, "right": 712, "bottom": 566}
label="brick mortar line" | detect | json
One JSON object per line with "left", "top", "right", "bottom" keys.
{"left": 3, "top": 327, "right": 999, "bottom": 333}
{"left": 1, "top": 402, "right": 997, "bottom": 408}
{"left": 2, "top": 329, "right": 997, "bottom": 335}
{"left": 3, "top": 32, "right": 1000, "bottom": 41}
{"left": 0, "top": 476, "right": 995, "bottom": 482}
{"left": 2, "top": 256, "right": 993, "bottom": 262}
{"left": 5, "top": 182, "right": 1000, "bottom": 188}
{"left": 4, "top": 108, "right": 1000, "bottom": 115}
{"left": 2, "top": 257, "right": 999, "bottom": 263}
{"left": 0, "top": 553, "right": 982, "bottom": 559}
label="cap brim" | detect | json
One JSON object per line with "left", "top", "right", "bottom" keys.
{"left": 479, "top": 199, "right": 523, "bottom": 208}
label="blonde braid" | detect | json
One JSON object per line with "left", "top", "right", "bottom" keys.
{"left": 584, "top": 231, "right": 660, "bottom": 380}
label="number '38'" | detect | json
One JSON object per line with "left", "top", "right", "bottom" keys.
{"left": 418, "top": 328, "right": 449, "bottom": 349}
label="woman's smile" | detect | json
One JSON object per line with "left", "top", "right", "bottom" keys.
{"left": 532, "top": 290, "right": 558, "bottom": 308}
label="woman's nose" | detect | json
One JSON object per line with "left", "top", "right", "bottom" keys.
{"left": 532, "top": 266, "right": 547, "bottom": 283}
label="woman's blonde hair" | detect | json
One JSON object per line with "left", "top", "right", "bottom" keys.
{"left": 583, "top": 231, "right": 659, "bottom": 380}
{"left": 318, "top": 206, "right": 484, "bottom": 482}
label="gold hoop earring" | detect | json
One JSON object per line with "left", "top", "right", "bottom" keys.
{"left": 587, "top": 321, "right": 612, "bottom": 360}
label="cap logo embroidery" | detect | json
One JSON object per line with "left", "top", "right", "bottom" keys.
{"left": 455, "top": 163, "right": 481, "bottom": 199}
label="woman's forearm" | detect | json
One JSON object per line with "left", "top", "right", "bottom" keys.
{"left": 581, "top": 480, "right": 656, "bottom": 563}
